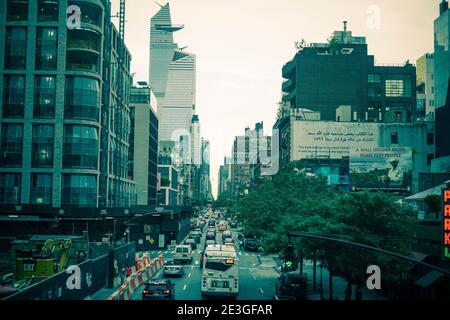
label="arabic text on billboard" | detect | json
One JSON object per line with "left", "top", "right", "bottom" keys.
{"left": 350, "top": 147, "right": 413, "bottom": 193}
{"left": 292, "top": 122, "right": 379, "bottom": 160}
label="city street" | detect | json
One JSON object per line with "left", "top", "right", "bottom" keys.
{"left": 131, "top": 228, "right": 278, "bottom": 300}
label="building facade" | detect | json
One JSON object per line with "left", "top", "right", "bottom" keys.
{"left": 129, "top": 85, "right": 159, "bottom": 206}
{"left": 149, "top": 3, "right": 198, "bottom": 205}
{"left": 230, "top": 122, "right": 271, "bottom": 196}
{"left": 416, "top": 53, "right": 435, "bottom": 120}
{"left": 0, "top": 0, "right": 135, "bottom": 208}
{"left": 433, "top": 1, "right": 450, "bottom": 172}
{"left": 282, "top": 24, "right": 417, "bottom": 123}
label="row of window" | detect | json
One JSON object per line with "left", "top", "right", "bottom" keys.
{"left": 0, "top": 172, "right": 97, "bottom": 207}
{"left": 5, "top": 27, "right": 57, "bottom": 70}
{"left": 0, "top": 124, "right": 99, "bottom": 169}
{"left": 5, "top": 27, "right": 101, "bottom": 72}
{"left": 2, "top": 75, "right": 100, "bottom": 121}
{"left": 6, "top": 0, "right": 102, "bottom": 27}
{"left": 368, "top": 74, "right": 412, "bottom": 98}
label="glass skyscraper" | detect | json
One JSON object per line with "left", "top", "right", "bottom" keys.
{"left": 149, "top": 3, "right": 196, "bottom": 142}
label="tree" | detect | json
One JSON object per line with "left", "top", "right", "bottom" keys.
{"left": 238, "top": 162, "right": 416, "bottom": 296}
{"left": 424, "top": 194, "right": 441, "bottom": 214}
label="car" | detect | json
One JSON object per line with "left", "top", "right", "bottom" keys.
{"left": 206, "top": 232, "right": 216, "bottom": 241}
{"left": 199, "top": 250, "right": 205, "bottom": 268}
{"left": 191, "top": 231, "right": 202, "bottom": 243}
{"left": 275, "top": 272, "right": 307, "bottom": 300}
{"left": 208, "top": 219, "right": 216, "bottom": 227}
{"left": 229, "top": 221, "right": 238, "bottom": 228}
{"left": 142, "top": 280, "right": 175, "bottom": 300}
{"left": 222, "top": 230, "right": 232, "bottom": 241}
{"left": 185, "top": 238, "right": 197, "bottom": 250}
{"left": 163, "top": 261, "right": 185, "bottom": 278}
{"left": 237, "top": 233, "right": 245, "bottom": 241}
{"left": 243, "top": 238, "right": 259, "bottom": 251}
{"left": 194, "top": 227, "right": 202, "bottom": 233}
{"left": 198, "top": 221, "right": 206, "bottom": 228}
{"left": 205, "top": 239, "right": 216, "bottom": 247}
{"left": 218, "top": 223, "right": 228, "bottom": 232}
{"left": 207, "top": 226, "right": 216, "bottom": 233}
{"left": 173, "top": 245, "right": 193, "bottom": 264}
{"left": 223, "top": 237, "right": 234, "bottom": 244}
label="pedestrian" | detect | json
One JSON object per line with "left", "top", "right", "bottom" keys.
{"left": 345, "top": 282, "right": 352, "bottom": 300}
{"left": 355, "top": 284, "right": 363, "bottom": 300}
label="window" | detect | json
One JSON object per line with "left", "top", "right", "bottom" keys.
{"left": 368, "top": 87, "right": 383, "bottom": 97}
{"left": 0, "top": 124, "right": 23, "bottom": 167}
{"left": 368, "top": 74, "right": 381, "bottom": 83}
{"left": 385, "top": 75, "right": 412, "bottom": 97}
{"left": 391, "top": 132, "right": 399, "bottom": 145}
{"left": 7, "top": 0, "right": 28, "bottom": 21}
{"left": 427, "top": 154, "right": 435, "bottom": 166}
{"left": 3, "top": 75, "right": 25, "bottom": 118}
{"left": 63, "top": 125, "right": 99, "bottom": 169}
{"left": 0, "top": 173, "right": 21, "bottom": 204}
{"left": 69, "top": 2, "right": 101, "bottom": 26}
{"left": 62, "top": 174, "right": 97, "bottom": 207}
{"left": 30, "top": 174, "right": 52, "bottom": 205}
{"left": 427, "top": 133, "right": 434, "bottom": 145}
{"left": 36, "top": 28, "right": 58, "bottom": 70}
{"left": 37, "top": 0, "right": 59, "bottom": 21}
{"left": 5, "top": 27, "right": 27, "bottom": 69}
{"left": 65, "top": 76, "right": 100, "bottom": 121}
{"left": 34, "top": 76, "right": 56, "bottom": 118}
{"left": 32, "top": 125, "right": 54, "bottom": 168}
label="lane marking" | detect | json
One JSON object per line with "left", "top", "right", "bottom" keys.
{"left": 259, "top": 288, "right": 264, "bottom": 294}
{"left": 183, "top": 284, "right": 187, "bottom": 291}
{"left": 195, "top": 261, "right": 199, "bottom": 265}
{"left": 188, "top": 273, "right": 191, "bottom": 278}
{"left": 191, "top": 266, "right": 194, "bottom": 270}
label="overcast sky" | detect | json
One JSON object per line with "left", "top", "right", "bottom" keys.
{"left": 111, "top": 0, "right": 440, "bottom": 198}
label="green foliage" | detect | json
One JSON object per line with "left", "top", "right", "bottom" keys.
{"left": 238, "top": 162, "right": 416, "bottom": 287}
{"left": 424, "top": 194, "right": 441, "bottom": 214}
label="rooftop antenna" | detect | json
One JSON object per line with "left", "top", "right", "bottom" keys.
{"left": 343, "top": 20, "right": 348, "bottom": 32}
{"left": 155, "top": 1, "right": 164, "bottom": 8}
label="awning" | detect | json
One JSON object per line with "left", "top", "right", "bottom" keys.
{"left": 404, "top": 181, "right": 450, "bottom": 201}
{"left": 415, "top": 270, "right": 444, "bottom": 288}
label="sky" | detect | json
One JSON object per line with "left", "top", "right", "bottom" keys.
{"left": 111, "top": 0, "right": 440, "bottom": 199}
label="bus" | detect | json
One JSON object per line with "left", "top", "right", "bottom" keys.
{"left": 201, "top": 245, "right": 239, "bottom": 298}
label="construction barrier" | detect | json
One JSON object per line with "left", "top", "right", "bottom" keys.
{"left": 107, "top": 253, "right": 165, "bottom": 300}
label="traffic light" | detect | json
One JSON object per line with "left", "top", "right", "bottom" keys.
{"left": 283, "top": 244, "right": 297, "bottom": 271}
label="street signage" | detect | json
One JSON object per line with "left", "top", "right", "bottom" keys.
{"left": 443, "top": 188, "right": 450, "bottom": 260}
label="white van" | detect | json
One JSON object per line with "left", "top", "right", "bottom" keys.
{"left": 173, "top": 245, "right": 193, "bottom": 264}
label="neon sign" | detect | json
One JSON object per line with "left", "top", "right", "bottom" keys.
{"left": 443, "top": 189, "right": 450, "bottom": 260}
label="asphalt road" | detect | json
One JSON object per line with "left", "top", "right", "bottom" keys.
{"left": 131, "top": 225, "right": 278, "bottom": 300}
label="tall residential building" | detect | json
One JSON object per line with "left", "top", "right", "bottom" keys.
{"left": 433, "top": 0, "right": 450, "bottom": 172}
{"left": 282, "top": 23, "right": 416, "bottom": 123}
{"left": 230, "top": 123, "right": 271, "bottom": 196}
{"left": 416, "top": 53, "right": 435, "bottom": 119}
{"left": 129, "top": 85, "right": 159, "bottom": 206}
{"left": 0, "top": 0, "right": 135, "bottom": 208}
{"left": 149, "top": 3, "right": 196, "bottom": 141}
{"left": 200, "top": 139, "right": 212, "bottom": 202}
{"left": 218, "top": 159, "right": 232, "bottom": 197}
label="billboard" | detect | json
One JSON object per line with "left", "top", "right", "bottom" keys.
{"left": 291, "top": 122, "right": 379, "bottom": 160}
{"left": 349, "top": 147, "right": 413, "bottom": 193}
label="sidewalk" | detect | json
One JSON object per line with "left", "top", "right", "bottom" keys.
{"left": 272, "top": 257, "right": 386, "bottom": 300}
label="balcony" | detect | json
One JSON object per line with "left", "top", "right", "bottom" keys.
{"left": 282, "top": 78, "right": 294, "bottom": 92}
{"left": 282, "top": 90, "right": 296, "bottom": 103}
{"left": 282, "top": 59, "right": 295, "bottom": 79}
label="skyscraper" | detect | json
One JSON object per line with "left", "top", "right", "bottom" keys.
{"left": 434, "top": 0, "right": 450, "bottom": 171}
{"left": 149, "top": 3, "right": 196, "bottom": 142}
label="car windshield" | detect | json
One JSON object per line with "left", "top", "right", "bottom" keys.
{"left": 205, "top": 261, "right": 234, "bottom": 272}
{"left": 146, "top": 284, "right": 169, "bottom": 290}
